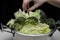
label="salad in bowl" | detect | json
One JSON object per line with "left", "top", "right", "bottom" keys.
{"left": 7, "top": 9, "right": 55, "bottom": 36}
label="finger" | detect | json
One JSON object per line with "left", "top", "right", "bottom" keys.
{"left": 22, "top": 0, "right": 31, "bottom": 11}
{"left": 22, "top": 2, "right": 28, "bottom": 11}
{"left": 27, "top": 3, "right": 40, "bottom": 12}
{"left": 27, "top": 0, "right": 46, "bottom": 12}
{"left": 27, "top": 5, "right": 30, "bottom": 9}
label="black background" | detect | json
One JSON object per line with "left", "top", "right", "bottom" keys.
{"left": 1, "top": 0, "right": 60, "bottom": 25}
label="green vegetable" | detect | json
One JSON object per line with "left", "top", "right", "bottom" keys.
{"left": 14, "top": 23, "right": 23, "bottom": 31}
{"left": 14, "top": 9, "right": 29, "bottom": 19}
{"left": 29, "top": 10, "right": 41, "bottom": 20}
{"left": 40, "top": 10, "right": 47, "bottom": 19}
{"left": 46, "top": 18, "right": 55, "bottom": 26}
{"left": 20, "top": 23, "right": 51, "bottom": 34}
{"left": 40, "top": 18, "right": 55, "bottom": 26}
{"left": 7, "top": 9, "right": 51, "bottom": 34}
{"left": 14, "top": 17, "right": 26, "bottom": 25}
{"left": 6, "top": 19, "right": 15, "bottom": 30}
{"left": 26, "top": 17, "right": 38, "bottom": 25}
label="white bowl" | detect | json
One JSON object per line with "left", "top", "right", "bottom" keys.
{"left": 13, "top": 32, "right": 52, "bottom": 40}
{"left": 16, "top": 32, "right": 51, "bottom": 37}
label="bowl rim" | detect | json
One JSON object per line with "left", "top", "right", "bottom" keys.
{"left": 16, "top": 32, "right": 51, "bottom": 37}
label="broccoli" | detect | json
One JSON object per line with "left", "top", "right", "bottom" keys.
{"left": 25, "top": 17, "right": 38, "bottom": 25}
{"left": 14, "top": 17, "right": 26, "bottom": 25}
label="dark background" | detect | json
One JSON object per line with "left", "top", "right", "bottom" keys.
{"left": 1, "top": 0, "right": 60, "bottom": 25}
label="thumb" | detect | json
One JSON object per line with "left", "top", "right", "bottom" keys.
{"left": 27, "top": 1, "right": 46, "bottom": 12}
{"left": 27, "top": 3, "right": 40, "bottom": 12}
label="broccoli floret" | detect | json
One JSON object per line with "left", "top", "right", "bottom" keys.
{"left": 40, "top": 18, "right": 55, "bottom": 29}
{"left": 25, "top": 17, "right": 38, "bottom": 25}
{"left": 14, "top": 17, "right": 26, "bottom": 25}
{"left": 40, "top": 10, "right": 47, "bottom": 19}
{"left": 45, "top": 18, "right": 55, "bottom": 27}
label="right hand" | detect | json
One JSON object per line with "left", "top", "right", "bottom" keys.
{"left": 22, "top": 0, "right": 32, "bottom": 11}
{"left": 22, "top": 0, "right": 47, "bottom": 12}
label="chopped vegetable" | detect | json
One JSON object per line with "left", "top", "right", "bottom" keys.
{"left": 29, "top": 10, "right": 41, "bottom": 20}
{"left": 14, "top": 17, "right": 26, "bottom": 25}
{"left": 7, "top": 9, "right": 52, "bottom": 34}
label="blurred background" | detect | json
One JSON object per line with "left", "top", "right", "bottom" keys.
{"left": 1, "top": 0, "right": 60, "bottom": 25}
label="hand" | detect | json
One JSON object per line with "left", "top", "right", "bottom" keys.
{"left": 22, "top": 0, "right": 47, "bottom": 11}
{"left": 22, "top": 0, "right": 32, "bottom": 11}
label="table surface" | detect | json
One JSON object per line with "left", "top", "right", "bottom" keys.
{"left": 0, "top": 30, "right": 60, "bottom": 40}
{"left": 52, "top": 30, "right": 60, "bottom": 40}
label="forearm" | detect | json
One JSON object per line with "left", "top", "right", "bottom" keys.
{"left": 47, "top": 0, "right": 60, "bottom": 8}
